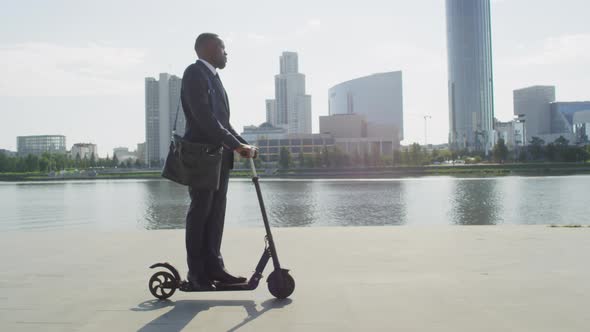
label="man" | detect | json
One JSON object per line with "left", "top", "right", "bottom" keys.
{"left": 180, "top": 33, "right": 257, "bottom": 291}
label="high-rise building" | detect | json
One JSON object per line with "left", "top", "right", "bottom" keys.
{"left": 272, "top": 52, "right": 312, "bottom": 134}
{"left": 328, "top": 71, "right": 403, "bottom": 144}
{"left": 145, "top": 73, "right": 185, "bottom": 166}
{"left": 513, "top": 86, "right": 556, "bottom": 143}
{"left": 17, "top": 135, "right": 66, "bottom": 156}
{"left": 446, "top": 0, "right": 495, "bottom": 153}
{"left": 266, "top": 99, "right": 277, "bottom": 126}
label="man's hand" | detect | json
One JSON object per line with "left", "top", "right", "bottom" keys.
{"left": 235, "top": 144, "right": 258, "bottom": 158}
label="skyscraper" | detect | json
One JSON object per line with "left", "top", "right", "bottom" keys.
{"left": 145, "top": 73, "right": 185, "bottom": 166}
{"left": 446, "top": 0, "right": 494, "bottom": 153}
{"left": 270, "top": 52, "right": 312, "bottom": 134}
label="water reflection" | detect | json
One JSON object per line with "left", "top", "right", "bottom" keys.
{"left": 2, "top": 176, "right": 590, "bottom": 231}
{"left": 264, "top": 181, "right": 406, "bottom": 227}
{"left": 141, "top": 181, "right": 189, "bottom": 230}
{"left": 449, "top": 179, "right": 501, "bottom": 225}
{"left": 264, "top": 181, "right": 318, "bottom": 227}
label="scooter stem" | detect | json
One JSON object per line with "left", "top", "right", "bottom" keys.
{"left": 249, "top": 158, "right": 257, "bottom": 178}
{"left": 249, "top": 150, "right": 282, "bottom": 270}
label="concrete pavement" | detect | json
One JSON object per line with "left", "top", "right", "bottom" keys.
{"left": 1, "top": 226, "right": 589, "bottom": 331}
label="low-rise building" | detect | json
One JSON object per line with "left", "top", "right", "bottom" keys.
{"left": 494, "top": 120, "right": 525, "bottom": 150}
{"left": 17, "top": 135, "right": 66, "bottom": 156}
{"left": 113, "top": 147, "right": 137, "bottom": 163}
{"left": 0, "top": 149, "right": 16, "bottom": 157}
{"left": 255, "top": 134, "right": 335, "bottom": 163}
{"left": 241, "top": 122, "right": 288, "bottom": 144}
{"left": 71, "top": 143, "right": 98, "bottom": 160}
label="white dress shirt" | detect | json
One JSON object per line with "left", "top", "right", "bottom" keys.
{"left": 198, "top": 59, "right": 217, "bottom": 76}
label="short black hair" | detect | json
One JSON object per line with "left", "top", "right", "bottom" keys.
{"left": 194, "top": 33, "right": 219, "bottom": 53}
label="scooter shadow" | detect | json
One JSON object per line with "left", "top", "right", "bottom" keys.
{"left": 132, "top": 297, "right": 293, "bottom": 332}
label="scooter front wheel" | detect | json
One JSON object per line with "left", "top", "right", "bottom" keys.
{"left": 267, "top": 269, "right": 295, "bottom": 299}
{"left": 149, "top": 271, "right": 177, "bottom": 300}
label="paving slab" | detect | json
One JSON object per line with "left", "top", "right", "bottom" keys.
{"left": 1, "top": 226, "right": 589, "bottom": 331}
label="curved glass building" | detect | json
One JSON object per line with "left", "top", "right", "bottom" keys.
{"left": 328, "top": 71, "right": 403, "bottom": 141}
{"left": 446, "top": 0, "right": 494, "bottom": 152}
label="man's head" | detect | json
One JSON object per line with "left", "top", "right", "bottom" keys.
{"left": 195, "top": 33, "right": 227, "bottom": 69}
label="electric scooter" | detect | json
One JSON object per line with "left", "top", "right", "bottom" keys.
{"left": 148, "top": 152, "right": 295, "bottom": 300}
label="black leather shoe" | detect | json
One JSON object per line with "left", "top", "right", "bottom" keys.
{"left": 207, "top": 267, "right": 247, "bottom": 284}
{"left": 181, "top": 277, "right": 216, "bottom": 291}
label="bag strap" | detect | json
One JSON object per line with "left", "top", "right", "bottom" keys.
{"left": 172, "top": 69, "right": 215, "bottom": 135}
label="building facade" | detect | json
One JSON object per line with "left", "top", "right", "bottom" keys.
{"left": 255, "top": 134, "right": 334, "bottom": 163}
{"left": 71, "top": 143, "right": 98, "bottom": 160}
{"left": 270, "top": 52, "right": 312, "bottom": 134}
{"left": 113, "top": 147, "right": 137, "bottom": 163}
{"left": 320, "top": 113, "right": 398, "bottom": 157}
{"left": 17, "top": 135, "right": 66, "bottom": 156}
{"left": 494, "top": 120, "right": 525, "bottom": 150}
{"left": 328, "top": 72, "right": 404, "bottom": 142}
{"left": 320, "top": 114, "right": 367, "bottom": 139}
{"left": 265, "top": 99, "right": 277, "bottom": 126}
{"left": 446, "top": 0, "right": 495, "bottom": 153}
{"left": 145, "top": 73, "right": 185, "bottom": 167}
{"left": 241, "top": 122, "right": 288, "bottom": 144}
{"left": 513, "top": 86, "right": 556, "bottom": 143}
{"left": 136, "top": 142, "right": 146, "bottom": 164}
{"left": 550, "top": 102, "right": 590, "bottom": 144}
{"left": 0, "top": 149, "right": 16, "bottom": 157}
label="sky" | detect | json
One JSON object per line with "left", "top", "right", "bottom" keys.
{"left": 1, "top": 0, "right": 589, "bottom": 157}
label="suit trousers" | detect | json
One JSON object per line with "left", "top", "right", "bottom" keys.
{"left": 185, "top": 159, "right": 231, "bottom": 279}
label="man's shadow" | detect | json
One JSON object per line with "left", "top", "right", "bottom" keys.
{"left": 132, "top": 297, "right": 292, "bottom": 332}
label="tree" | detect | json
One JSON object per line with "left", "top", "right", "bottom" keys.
{"left": 351, "top": 150, "right": 362, "bottom": 167}
{"left": 24, "top": 154, "right": 39, "bottom": 172}
{"left": 322, "top": 145, "right": 330, "bottom": 168}
{"left": 112, "top": 154, "right": 119, "bottom": 168}
{"left": 362, "top": 150, "right": 370, "bottom": 167}
{"left": 529, "top": 136, "right": 545, "bottom": 160}
{"left": 554, "top": 136, "right": 569, "bottom": 147}
{"left": 81, "top": 155, "right": 89, "bottom": 169}
{"left": 278, "top": 147, "right": 291, "bottom": 169}
{"left": 492, "top": 138, "right": 509, "bottom": 162}
{"left": 430, "top": 149, "right": 440, "bottom": 163}
{"left": 303, "top": 155, "right": 314, "bottom": 168}
{"left": 39, "top": 156, "right": 50, "bottom": 172}
{"left": 392, "top": 149, "right": 402, "bottom": 166}
{"left": 297, "top": 152, "right": 304, "bottom": 168}
{"left": 75, "top": 153, "right": 82, "bottom": 168}
{"left": 90, "top": 153, "right": 96, "bottom": 167}
{"left": 370, "top": 145, "right": 381, "bottom": 166}
{"left": 313, "top": 150, "right": 322, "bottom": 168}
{"left": 409, "top": 143, "right": 423, "bottom": 166}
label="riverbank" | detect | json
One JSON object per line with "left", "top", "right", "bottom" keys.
{"left": 1, "top": 226, "right": 589, "bottom": 331}
{"left": 2, "top": 162, "right": 590, "bottom": 182}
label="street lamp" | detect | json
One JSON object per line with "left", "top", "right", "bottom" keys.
{"left": 424, "top": 115, "right": 432, "bottom": 146}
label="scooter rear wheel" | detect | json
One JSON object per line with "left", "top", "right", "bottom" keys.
{"left": 149, "top": 271, "right": 177, "bottom": 300}
{"left": 267, "top": 269, "right": 295, "bottom": 299}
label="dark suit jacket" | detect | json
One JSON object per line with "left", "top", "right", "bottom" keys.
{"left": 181, "top": 60, "right": 248, "bottom": 168}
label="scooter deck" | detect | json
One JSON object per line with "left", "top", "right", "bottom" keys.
{"left": 178, "top": 281, "right": 256, "bottom": 292}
